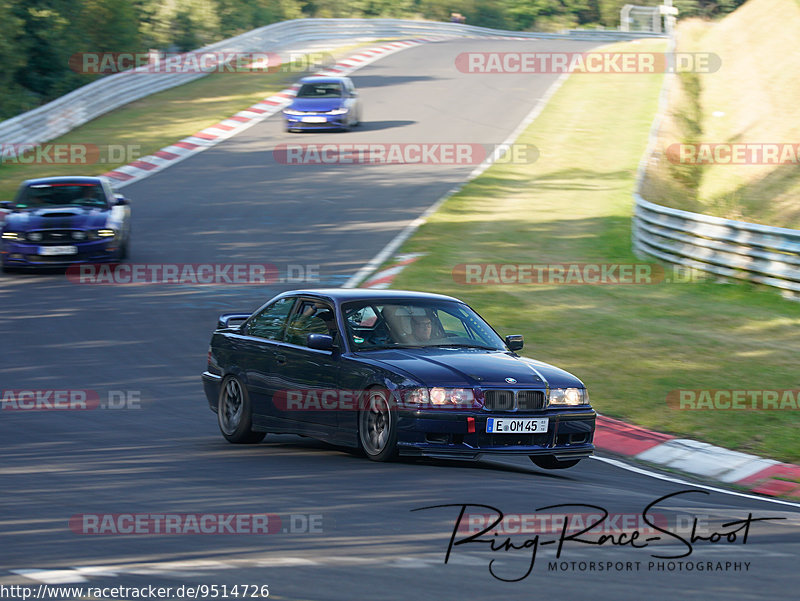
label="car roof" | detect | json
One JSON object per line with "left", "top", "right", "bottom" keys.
{"left": 280, "top": 288, "right": 462, "bottom": 304}
{"left": 298, "top": 76, "right": 350, "bottom": 85}
{"left": 21, "top": 176, "right": 108, "bottom": 186}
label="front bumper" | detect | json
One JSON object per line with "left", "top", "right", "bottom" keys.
{"left": 395, "top": 409, "right": 596, "bottom": 460}
{"left": 1, "top": 240, "right": 120, "bottom": 268}
{"left": 284, "top": 114, "right": 349, "bottom": 130}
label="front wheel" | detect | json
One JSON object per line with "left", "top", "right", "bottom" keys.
{"left": 358, "top": 388, "right": 398, "bottom": 461}
{"left": 530, "top": 456, "right": 581, "bottom": 470}
{"left": 217, "top": 375, "right": 265, "bottom": 444}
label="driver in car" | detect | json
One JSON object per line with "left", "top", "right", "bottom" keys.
{"left": 410, "top": 315, "right": 433, "bottom": 343}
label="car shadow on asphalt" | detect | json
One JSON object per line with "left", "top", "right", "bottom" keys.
{"left": 260, "top": 435, "right": 575, "bottom": 481}
{"left": 354, "top": 120, "right": 417, "bottom": 131}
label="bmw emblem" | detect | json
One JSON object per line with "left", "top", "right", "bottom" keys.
{"left": 505, "top": 377, "right": 517, "bottom": 384}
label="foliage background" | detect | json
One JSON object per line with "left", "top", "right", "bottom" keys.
{"left": 0, "top": 0, "right": 747, "bottom": 120}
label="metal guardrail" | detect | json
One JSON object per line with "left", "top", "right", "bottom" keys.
{"left": 633, "top": 194, "right": 800, "bottom": 294}
{"left": 0, "top": 18, "right": 663, "bottom": 149}
{"left": 631, "top": 33, "right": 800, "bottom": 297}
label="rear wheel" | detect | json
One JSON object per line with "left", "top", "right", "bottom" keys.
{"left": 530, "top": 456, "right": 581, "bottom": 470}
{"left": 217, "top": 376, "right": 265, "bottom": 444}
{"left": 358, "top": 388, "right": 398, "bottom": 462}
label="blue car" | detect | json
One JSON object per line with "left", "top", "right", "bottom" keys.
{"left": 283, "top": 76, "right": 362, "bottom": 132}
{"left": 1, "top": 176, "right": 131, "bottom": 272}
{"left": 202, "top": 289, "right": 596, "bottom": 468}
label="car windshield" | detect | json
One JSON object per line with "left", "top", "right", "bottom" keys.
{"left": 15, "top": 183, "right": 107, "bottom": 209}
{"left": 343, "top": 300, "right": 506, "bottom": 351}
{"left": 296, "top": 82, "right": 343, "bottom": 98}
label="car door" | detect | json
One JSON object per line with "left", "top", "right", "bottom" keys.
{"left": 272, "top": 298, "right": 341, "bottom": 431}
{"left": 235, "top": 296, "right": 296, "bottom": 425}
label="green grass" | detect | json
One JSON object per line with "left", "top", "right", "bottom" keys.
{"left": 641, "top": 0, "right": 800, "bottom": 227}
{"left": 389, "top": 38, "right": 800, "bottom": 464}
{"left": 0, "top": 42, "right": 376, "bottom": 200}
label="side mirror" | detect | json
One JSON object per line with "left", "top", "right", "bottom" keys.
{"left": 307, "top": 333, "right": 334, "bottom": 351}
{"left": 505, "top": 334, "right": 524, "bottom": 351}
{"left": 217, "top": 313, "right": 250, "bottom": 330}
{"left": 114, "top": 194, "right": 129, "bottom": 206}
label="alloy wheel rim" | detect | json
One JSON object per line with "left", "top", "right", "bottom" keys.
{"left": 362, "top": 392, "right": 390, "bottom": 454}
{"left": 220, "top": 378, "right": 243, "bottom": 434}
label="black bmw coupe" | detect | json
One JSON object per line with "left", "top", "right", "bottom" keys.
{"left": 202, "top": 289, "right": 596, "bottom": 468}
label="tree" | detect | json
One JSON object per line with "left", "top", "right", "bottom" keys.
{"left": 0, "top": 0, "right": 28, "bottom": 118}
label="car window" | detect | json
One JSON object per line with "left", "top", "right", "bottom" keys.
{"left": 15, "top": 183, "right": 108, "bottom": 209}
{"left": 284, "top": 300, "right": 338, "bottom": 347}
{"left": 245, "top": 297, "right": 295, "bottom": 340}
{"left": 439, "top": 311, "right": 471, "bottom": 338}
{"left": 296, "top": 82, "right": 343, "bottom": 98}
{"left": 343, "top": 300, "right": 505, "bottom": 351}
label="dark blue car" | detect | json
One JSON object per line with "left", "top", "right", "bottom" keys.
{"left": 0, "top": 176, "right": 131, "bottom": 272}
{"left": 202, "top": 289, "right": 596, "bottom": 468}
{"left": 283, "top": 76, "right": 362, "bottom": 132}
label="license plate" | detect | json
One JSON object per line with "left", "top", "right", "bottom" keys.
{"left": 301, "top": 116, "right": 327, "bottom": 123}
{"left": 39, "top": 245, "right": 77, "bottom": 256}
{"left": 487, "top": 417, "right": 548, "bottom": 434}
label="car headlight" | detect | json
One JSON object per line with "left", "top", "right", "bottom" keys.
{"left": 400, "top": 387, "right": 475, "bottom": 409}
{"left": 400, "top": 387, "right": 429, "bottom": 407}
{"left": 283, "top": 109, "right": 303, "bottom": 115}
{"left": 88, "top": 229, "right": 116, "bottom": 240}
{"left": 327, "top": 108, "right": 348, "bottom": 115}
{"left": 1, "top": 231, "right": 22, "bottom": 241}
{"left": 548, "top": 388, "right": 589, "bottom": 406}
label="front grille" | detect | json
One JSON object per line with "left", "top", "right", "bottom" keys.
{"left": 518, "top": 390, "right": 546, "bottom": 410}
{"left": 28, "top": 230, "right": 84, "bottom": 243}
{"left": 484, "top": 390, "right": 514, "bottom": 411}
{"left": 483, "top": 389, "right": 546, "bottom": 411}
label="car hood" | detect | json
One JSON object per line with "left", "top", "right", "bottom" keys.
{"left": 288, "top": 97, "right": 345, "bottom": 112}
{"left": 4, "top": 206, "right": 110, "bottom": 231}
{"left": 360, "top": 348, "right": 584, "bottom": 389}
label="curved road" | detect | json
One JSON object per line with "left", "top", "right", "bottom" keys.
{"left": 1, "top": 38, "right": 798, "bottom": 600}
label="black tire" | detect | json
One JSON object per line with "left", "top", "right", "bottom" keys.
{"left": 530, "top": 456, "right": 581, "bottom": 470}
{"left": 119, "top": 238, "right": 129, "bottom": 261}
{"left": 358, "top": 388, "right": 398, "bottom": 462}
{"left": 217, "top": 375, "right": 266, "bottom": 444}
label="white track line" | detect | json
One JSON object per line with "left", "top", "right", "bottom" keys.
{"left": 592, "top": 456, "right": 800, "bottom": 509}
